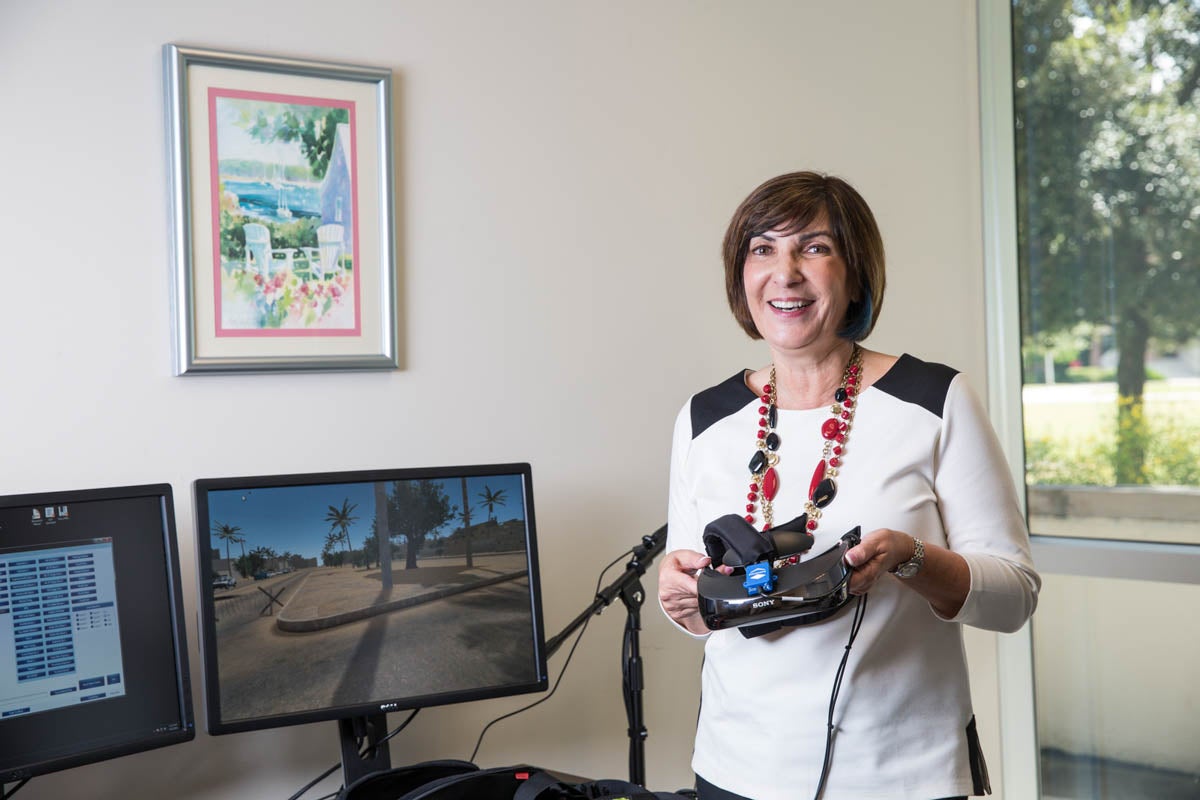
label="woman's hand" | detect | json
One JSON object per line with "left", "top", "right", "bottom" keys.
{"left": 845, "top": 528, "right": 970, "bottom": 618}
{"left": 658, "top": 549, "right": 714, "bottom": 635}
{"left": 844, "top": 528, "right": 915, "bottom": 595}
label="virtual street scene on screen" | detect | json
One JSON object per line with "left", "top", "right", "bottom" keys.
{"left": 205, "top": 474, "right": 537, "bottom": 721}
{"left": 0, "top": 530, "right": 128, "bottom": 721}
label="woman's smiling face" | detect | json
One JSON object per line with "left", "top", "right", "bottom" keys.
{"left": 742, "top": 215, "right": 853, "bottom": 357}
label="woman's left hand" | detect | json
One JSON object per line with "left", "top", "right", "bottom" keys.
{"left": 843, "top": 528, "right": 971, "bottom": 618}
{"left": 843, "top": 528, "right": 916, "bottom": 595}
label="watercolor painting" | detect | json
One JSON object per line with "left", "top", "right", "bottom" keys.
{"left": 165, "top": 45, "right": 396, "bottom": 373}
{"left": 208, "top": 89, "right": 360, "bottom": 337}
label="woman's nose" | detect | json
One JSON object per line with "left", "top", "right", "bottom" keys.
{"left": 771, "top": 252, "right": 804, "bottom": 282}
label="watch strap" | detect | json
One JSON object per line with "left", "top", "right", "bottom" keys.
{"left": 891, "top": 537, "right": 924, "bottom": 578}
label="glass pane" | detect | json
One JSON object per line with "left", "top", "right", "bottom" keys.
{"left": 1033, "top": 573, "right": 1200, "bottom": 799}
{"left": 1012, "top": 1, "right": 1200, "bottom": 544}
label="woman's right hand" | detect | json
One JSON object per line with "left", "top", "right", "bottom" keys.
{"left": 658, "top": 548, "right": 714, "bottom": 635}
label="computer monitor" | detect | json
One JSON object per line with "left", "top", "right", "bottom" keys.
{"left": 0, "top": 484, "right": 195, "bottom": 785}
{"left": 192, "top": 463, "right": 548, "bottom": 782}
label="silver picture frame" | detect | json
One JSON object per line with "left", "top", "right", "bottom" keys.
{"left": 164, "top": 44, "right": 397, "bottom": 374}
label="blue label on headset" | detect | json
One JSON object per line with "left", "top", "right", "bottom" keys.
{"left": 742, "top": 561, "right": 775, "bottom": 595}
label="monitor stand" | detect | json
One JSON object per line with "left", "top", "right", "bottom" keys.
{"left": 338, "top": 713, "right": 392, "bottom": 788}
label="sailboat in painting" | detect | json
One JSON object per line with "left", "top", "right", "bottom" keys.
{"left": 271, "top": 163, "right": 292, "bottom": 219}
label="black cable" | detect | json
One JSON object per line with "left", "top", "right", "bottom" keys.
{"left": 812, "top": 593, "right": 868, "bottom": 800}
{"left": 286, "top": 763, "right": 342, "bottom": 800}
{"left": 285, "top": 708, "right": 421, "bottom": 800}
{"left": 363, "top": 708, "right": 421, "bottom": 760}
{"left": 2, "top": 779, "right": 29, "bottom": 800}
{"left": 469, "top": 548, "right": 633, "bottom": 763}
{"left": 621, "top": 615, "right": 634, "bottom": 723}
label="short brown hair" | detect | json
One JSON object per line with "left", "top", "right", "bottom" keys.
{"left": 722, "top": 171, "right": 886, "bottom": 341}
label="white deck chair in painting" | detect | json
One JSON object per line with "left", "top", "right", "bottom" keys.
{"left": 315, "top": 224, "right": 345, "bottom": 280}
{"left": 243, "top": 223, "right": 295, "bottom": 276}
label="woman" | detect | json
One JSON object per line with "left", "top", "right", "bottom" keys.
{"left": 658, "top": 172, "right": 1039, "bottom": 800}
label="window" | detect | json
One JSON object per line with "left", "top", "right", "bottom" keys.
{"left": 1012, "top": 0, "right": 1200, "bottom": 546}
{"left": 984, "top": 2, "right": 1200, "bottom": 798}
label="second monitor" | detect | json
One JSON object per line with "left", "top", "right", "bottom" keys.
{"left": 192, "top": 463, "right": 548, "bottom": 743}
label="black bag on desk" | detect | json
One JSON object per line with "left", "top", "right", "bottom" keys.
{"left": 339, "top": 760, "right": 479, "bottom": 800}
{"left": 345, "top": 761, "right": 696, "bottom": 800}
{"left": 391, "top": 764, "right": 550, "bottom": 800}
{"left": 513, "top": 772, "right": 696, "bottom": 800}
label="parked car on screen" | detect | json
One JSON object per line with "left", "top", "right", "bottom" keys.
{"left": 253, "top": 571, "right": 269, "bottom": 580}
{"left": 213, "top": 575, "right": 236, "bottom": 589}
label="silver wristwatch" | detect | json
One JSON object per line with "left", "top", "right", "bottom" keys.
{"left": 891, "top": 537, "right": 924, "bottom": 579}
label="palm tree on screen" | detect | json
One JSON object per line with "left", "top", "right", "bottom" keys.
{"left": 460, "top": 477, "right": 474, "bottom": 568}
{"left": 325, "top": 499, "right": 359, "bottom": 565}
{"left": 234, "top": 534, "right": 247, "bottom": 576}
{"left": 477, "top": 485, "right": 507, "bottom": 523}
{"left": 212, "top": 523, "right": 243, "bottom": 579}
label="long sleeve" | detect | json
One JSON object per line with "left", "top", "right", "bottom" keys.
{"left": 662, "top": 400, "right": 711, "bottom": 639}
{"left": 934, "top": 375, "right": 1041, "bottom": 632}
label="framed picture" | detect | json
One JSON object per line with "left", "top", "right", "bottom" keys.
{"left": 164, "top": 44, "right": 397, "bottom": 374}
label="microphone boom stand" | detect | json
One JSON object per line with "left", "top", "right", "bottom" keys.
{"left": 543, "top": 524, "right": 667, "bottom": 788}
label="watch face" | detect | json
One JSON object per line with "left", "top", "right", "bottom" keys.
{"left": 897, "top": 562, "right": 919, "bottom": 578}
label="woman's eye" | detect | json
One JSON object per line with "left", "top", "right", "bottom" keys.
{"left": 750, "top": 244, "right": 771, "bottom": 256}
{"left": 804, "top": 242, "right": 830, "bottom": 255}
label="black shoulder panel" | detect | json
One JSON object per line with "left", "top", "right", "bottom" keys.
{"left": 690, "top": 371, "right": 757, "bottom": 440}
{"left": 872, "top": 354, "right": 959, "bottom": 419}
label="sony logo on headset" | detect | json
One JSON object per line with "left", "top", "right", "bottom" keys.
{"left": 752, "top": 598, "right": 776, "bottom": 610}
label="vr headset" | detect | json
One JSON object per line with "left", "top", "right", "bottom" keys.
{"left": 696, "top": 513, "right": 861, "bottom": 638}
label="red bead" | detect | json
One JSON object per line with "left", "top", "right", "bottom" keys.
{"left": 747, "top": 491, "right": 757, "bottom": 501}
{"left": 841, "top": 411, "right": 850, "bottom": 420}
{"left": 746, "top": 503, "right": 755, "bottom": 513}
{"left": 830, "top": 457, "right": 840, "bottom": 467}
{"left": 759, "top": 406, "right": 768, "bottom": 415}
{"left": 833, "top": 446, "right": 843, "bottom": 455}
{"left": 821, "top": 418, "right": 840, "bottom": 440}
{"left": 844, "top": 398, "right": 854, "bottom": 407}
{"left": 763, "top": 467, "right": 779, "bottom": 501}
{"left": 836, "top": 434, "right": 846, "bottom": 443}
{"left": 787, "top": 555, "right": 799, "bottom": 564}
{"left": 806, "top": 519, "right": 818, "bottom": 531}
{"left": 762, "top": 523, "right": 772, "bottom": 531}
{"left": 761, "top": 394, "right": 771, "bottom": 404}
{"left": 809, "top": 460, "right": 826, "bottom": 499}
{"left": 757, "top": 429, "right": 766, "bottom": 439}
{"left": 849, "top": 365, "right": 859, "bottom": 374}
{"left": 745, "top": 514, "right": 754, "bottom": 523}
{"left": 759, "top": 418, "right": 768, "bottom": 427}
{"left": 749, "top": 482, "right": 757, "bottom": 491}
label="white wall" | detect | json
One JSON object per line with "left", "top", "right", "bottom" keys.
{"left": 0, "top": 1, "right": 1008, "bottom": 797}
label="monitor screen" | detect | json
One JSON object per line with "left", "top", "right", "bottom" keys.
{"left": 193, "top": 463, "right": 548, "bottom": 735}
{"left": 0, "top": 484, "right": 194, "bottom": 783}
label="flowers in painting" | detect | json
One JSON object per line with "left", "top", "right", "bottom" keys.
{"left": 226, "top": 265, "right": 352, "bottom": 329}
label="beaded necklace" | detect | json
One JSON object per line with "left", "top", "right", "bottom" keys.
{"left": 746, "top": 344, "right": 863, "bottom": 536}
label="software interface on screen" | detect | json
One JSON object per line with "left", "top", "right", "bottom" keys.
{"left": 0, "top": 534, "right": 127, "bottom": 719}
{"left": 197, "top": 467, "right": 546, "bottom": 732}
{"left": 0, "top": 486, "right": 193, "bottom": 783}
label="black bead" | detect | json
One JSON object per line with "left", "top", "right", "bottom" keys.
{"left": 812, "top": 478, "right": 837, "bottom": 508}
{"left": 749, "top": 450, "right": 768, "bottom": 475}
{"left": 767, "top": 405, "right": 777, "bottom": 428}
{"left": 835, "top": 388, "right": 847, "bottom": 403}
{"left": 765, "top": 432, "right": 781, "bottom": 451}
